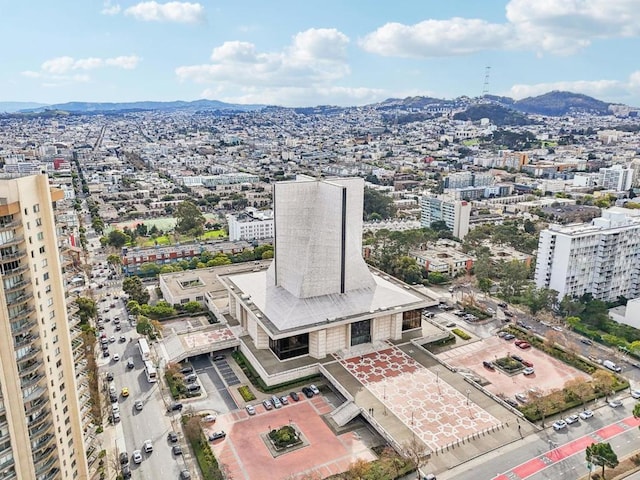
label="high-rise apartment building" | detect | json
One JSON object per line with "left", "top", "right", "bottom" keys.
{"left": 420, "top": 195, "right": 471, "bottom": 239}
{"left": 534, "top": 207, "right": 640, "bottom": 302}
{"left": 0, "top": 174, "right": 89, "bottom": 480}
{"left": 598, "top": 165, "right": 634, "bottom": 191}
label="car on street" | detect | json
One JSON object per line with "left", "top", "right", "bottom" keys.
{"left": 302, "top": 386, "right": 314, "bottom": 398}
{"left": 309, "top": 384, "right": 320, "bottom": 395}
{"left": 106, "top": 372, "right": 114, "bottom": 381}
{"left": 115, "top": 325, "right": 121, "bottom": 331}
{"left": 486, "top": 307, "right": 495, "bottom": 314}
{"left": 167, "top": 402, "right": 183, "bottom": 412}
{"left": 143, "top": 439, "right": 153, "bottom": 453}
{"left": 112, "top": 404, "right": 120, "bottom": 414}
{"left": 290, "top": 391, "right": 300, "bottom": 402}
{"left": 609, "top": 399, "right": 623, "bottom": 408}
{"left": 245, "top": 405, "right": 256, "bottom": 415}
{"left": 503, "top": 311, "right": 514, "bottom": 318}
{"left": 262, "top": 399, "right": 273, "bottom": 410}
{"left": 579, "top": 410, "right": 594, "bottom": 420}
{"left": 121, "top": 464, "right": 131, "bottom": 479}
{"left": 504, "top": 398, "right": 518, "bottom": 408}
{"left": 119, "top": 336, "right": 126, "bottom": 343}
{"left": 126, "top": 359, "right": 134, "bottom": 369}
{"left": 109, "top": 393, "right": 118, "bottom": 403}
{"left": 167, "top": 431, "right": 179, "bottom": 442}
{"left": 119, "top": 452, "right": 129, "bottom": 465}
{"left": 580, "top": 338, "right": 593, "bottom": 345}
{"left": 631, "top": 390, "right": 640, "bottom": 399}
{"left": 172, "top": 445, "right": 182, "bottom": 455}
{"left": 109, "top": 336, "right": 116, "bottom": 343}
{"left": 180, "top": 471, "right": 191, "bottom": 480}
{"left": 522, "top": 367, "right": 535, "bottom": 375}
{"left": 498, "top": 302, "right": 508, "bottom": 308}
{"left": 112, "top": 353, "right": 120, "bottom": 361}
{"left": 132, "top": 450, "right": 142, "bottom": 464}
{"left": 565, "top": 415, "right": 580, "bottom": 424}
{"left": 102, "top": 350, "right": 110, "bottom": 358}
{"left": 552, "top": 326, "right": 563, "bottom": 332}
{"left": 121, "top": 387, "right": 129, "bottom": 397}
{"left": 552, "top": 420, "right": 568, "bottom": 431}
{"left": 134, "top": 400, "right": 143, "bottom": 411}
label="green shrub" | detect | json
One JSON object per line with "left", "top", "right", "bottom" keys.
{"left": 451, "top": 328, "right": 471, "bottom": 340}
{"left": 237, "top": 385, "right": 256, "bottom": 401}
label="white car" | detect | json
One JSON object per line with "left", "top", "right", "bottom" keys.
{"left": 631, "top": 390, "right": 640, "bottom": 399}
{"left": 552, "top": 420, "right": 567, "bottom": 431}
{"left": 132, "top": 450, "right": 142, "bottom": 464}
{"left": 564, "top": 415, "right": 579, "bottom": 424}
{"left": 523, "top": 367, "right": 535, "bottom": 376}
{"left": 112, "top": 353, "right": 120, "bottom": 362}
{"left": 134, "top": 400, "right": 143, "bottom": 411}
{"left": 309, "top": 384, "right": 320, "bottom": 395}
{"left": 579, "top": 410, "right": 594, "bottom": 420}
{"left": 609, "top": 399, "right": 623, "bottom": 408}
{"left": 143, "top": 439, "right": 153, "bottom": 453}
{"left": 245, "top": 405, "right": 256, "bottom": 415}
{"left": 112, "top": 404, "right": 120, "bottom": 414}
{"left": 515, "top": 393, "right": 528, "bottom": 403}
{"left": 203, "top": 414, "right": 217, "bottom": 423}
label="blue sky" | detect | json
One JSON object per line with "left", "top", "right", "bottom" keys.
{"left": 1, "top": 0, "right": 640, "bottom": 107}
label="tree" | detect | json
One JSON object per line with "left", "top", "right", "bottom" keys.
{"left": 564, "top": 378, "right": 594, "bottom": 410}
{"left": 107, "top": 229, "right": 129, "bottom": 248}
{"left": 586, "top": 442, "right": 618, "bottom": 479}
{"left": 401, "top": 436, "right": 431, "bottom": 479}
{"left": 633, "top": 402, "right": 640, "bottom": 424}
{"left": 592, "top": 370, "right": 616, "bottom": 401}
{"left": 75, "top": 297, "right": 97, "bottom": 324}
{"left": 522, "top": 287, "right": 558, "bottom": 315}
{"left": 106, "top": 254, "right": 122, "bottom": 269}
{"left": 123, "top": 276, "right": 150, "bottom": 305}
{"left": 498, "top": 261, "right": 530, "bottom": 299}
{"left": 174, "top": 200, "right": 206, "bottom": 238}
{"left": 363, "top": 187, "right": 396, "bottom": 220}
{"left": 477, "top": 277, "right": 493, "bottom": 295}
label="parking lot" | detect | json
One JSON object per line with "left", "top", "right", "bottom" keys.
{"left": 437, "top": 336, "right": 590, "bottom": 403}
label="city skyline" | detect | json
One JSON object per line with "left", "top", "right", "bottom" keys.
{"left": 2, "top": 0, "right": 640, "bottom": 107}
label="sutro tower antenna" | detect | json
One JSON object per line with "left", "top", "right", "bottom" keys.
{"left": 482, "top": 66, "right": 491, "bottom": 97}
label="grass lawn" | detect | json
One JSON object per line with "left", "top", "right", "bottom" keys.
{"left": 136, "top": 230, "right": 227, "bottom": 247}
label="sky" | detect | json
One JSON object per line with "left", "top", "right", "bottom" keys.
{"left": 1, "top": 0, "right": 640, "bottom": 107}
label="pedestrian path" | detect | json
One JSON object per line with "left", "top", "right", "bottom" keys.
{"left": 492, "top": 415, "right": 640, "bottom": 480}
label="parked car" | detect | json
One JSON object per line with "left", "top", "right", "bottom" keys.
{"left": 143, "top": 439, "right": 153, "bottom": 453}
{"left": 579, "top": 410, "right": 594, "bottom": 420}
{"left": 119, "top": 452, "right": 129, "bottom": 465}
{"left": 522, "top": 359, "right": 534, "bottom": 368}
{"left": 482, "top": 361, "right": 495, "bottom": 370}
{"left": 565, "top": 415, "right": 580, "bottom": 424}
{"left": 184, "top": 373, "right": 198, "bottom": 383}
{"left": 497, "top": 302, "right": 508, "bottom": 308}
{"left": 132, "top": 450, "right": 142, "bottom": 464}
{"left": 203, "top": 414, "right": 216, "bottom": 423}
{"left": 580, "top": 338, "right": 593, "bottom": 345}
{"left": 172, "top": 445, "right": 182, "bottom": 455}
{"left": 112, "top": 353, "right": 120, "bottom": 362}
{"left": 271, "top": 395, "right": 282, "bottom": 408}
{"left": 552, "top": 420, "right": 568, "bottom": 431}
{"left": 186, "top": 384, "right": 201, "bottom": 395}
{"left": 121, "top": 387, "right": 129, "bottom": 397}
{"left": 609, "top": 399, "right": 623, "bottom": 408}
{"left": 167, "top": 431, "right": 179, "bottom": 442}
{"left": 309, "top": 384, "right": 320, "bottom": 395}
{"left": 631, "top": 390, "right": 640, "bottom": 399}
{"left": 121, "top": 464, "right": 131, "bottom": 479}
{"left": 280, "top": 396, "right": 289, "bottom": 405}
{"left": 208, "top": 431, "right": 226, "bottom": 441}
{"left": 302, "top": 387, "right": 314, "bottom": 398}
{"left": 503, "top": 334, "right": 515, "bottom": 340}
{"left": 167, "top": 402, "right": 183, "bottom": 412}
{"left": 180, "top": 470, "right": 191, "bottom": 480}
{"left": 503, "top": 311, "right": 514, "bottom": 318}
{"left": 522, "top": 367, "right": 535, "bottom": 375}
{"left": 119, "top": 336, "right": 127, "bottom": 343}
{"left": 516, "top": 342, "right": 531, "bottom": 349}
{"left": 179, "top": 364, "right": 194, "bottom": 374}
{"left": 126, "top": 359, "right": 135, "bottom": 370}
{"left": 245, "top": 405, "right": 256, "bottom": 415}
{"left": 511, "top": 354, "right": 524, "bottom": 362}
{"left": 134, "top": 400, "right": 143, "bottom": 411}
{"left": 515, "top": 393, "right": 528, "bottom": 403}
{"left": 106, "top": 372, "right": 114, "bottom": 381}
{"left": 504, "top": 398, "right": 518, "bottom": 408}
{"left": 289, "top": 391, "right": 300, "bottom": 402}
{"left": 262, "top": 399, "right": 273, "bottom": 410}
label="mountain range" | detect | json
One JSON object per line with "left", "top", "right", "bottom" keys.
{"left": 0, "top": 91, "right": 636, "bottom": 119}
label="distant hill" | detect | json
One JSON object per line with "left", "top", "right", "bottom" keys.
{"left": 0, "top": 101, "right": 49, "bottom": 113}
{"left": 453, "top": 103, "right": 534, "bottom": 126}
{"left": 512, "top": 91, "right": 613, "bottom": 116}
{"left": 19, "top": 99, "right": 264, "bottom": 114}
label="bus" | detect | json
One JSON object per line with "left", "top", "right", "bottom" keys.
{"left": 138, "top": 338, "right": 150, "bottom": 361}
{"left": 144, "top": 360, "right": 157, "bottom": 383}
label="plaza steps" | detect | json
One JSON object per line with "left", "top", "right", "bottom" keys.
{"left": 329, "top": 401, "right": 362, "bottom": 427}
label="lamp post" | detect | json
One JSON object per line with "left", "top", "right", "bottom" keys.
{"left": 466, "top": 389, "right": 471, "bottom": 406}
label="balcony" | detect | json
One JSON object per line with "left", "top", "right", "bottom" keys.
{"left": 18, "top": 359, "right": 41, "bottom": 377}
{"left": 32, "top": 435, "right": 54, "bottom": 456}
{"left": 2, "top": 264, "right": 28, "bottom": 277}
{"left": 21, "top": 372, "right": 45, "bottom": 390}
{"left": 0, "top": 219, "right": 20, "bottom": 231}
{"left": 16, "top": 345, "right": 41, "bottom": 363}
{"left": 4, "top": 279, "right": 29, "bottom": 293}
{"left": 24, "top": 397, "right": 48, "bottom": 416}
{"left": 9, "top": 305, "right": 35, "bottom": 323}
{"left": 14, "top": 331, "right": 40, "bottom": 349}
{"left": 28, "top": 419, "right": 52, "bottom": 438}
{"left": 34, "top": 452, "right": 57, "bottom": 476}
{"left": 27, "top": 409, "right": 50, "bottom": 430}
{"left": 7, "top": 292, "right": 30, "bottom": 308}
{"left": 40, "top": 466, "right": 59, "bottom": 480}
{"left": 0, "top": 249, "right": 26, "bottom": 261}
{"left": 0, "top": 234, "right": 23, "bottom": 247}
{"left": 10, "top": 318, "right": 36, "bottom": 335}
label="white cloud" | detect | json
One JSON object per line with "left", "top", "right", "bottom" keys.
{"left": 177, "top": 28, "right": 385, "bottom": 106}
{"left": 506, "top": 71, "right": 640, "bottom": 102}
{"left": 360, "top": 18, "right": 512, "bottom": 57}
{"left": 101, "top": 0, "right": 121, "bottom": 15}
{"left": 23, "top": 55, "right": 140, "bottom": 86}
{"left": 177, "top": 28, "right": 350, "bottom": 88}
{"left": 124, "top": 1, "right": 205, "bottom": 23}
{"left": 361, "top": 0, "right": 640, "bottom": 58}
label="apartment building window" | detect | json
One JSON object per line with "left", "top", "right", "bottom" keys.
{"left": 39, "top": 246, "right": 45, "bottom": 254}
{"left": 36, "top": 217, "right": 42, "bottom": 227}
{"left": 24, "top": 208, "right": 28, "bottom": 215}
{"left": 37, "top": 232, "right": 44, "bottom": 241}
{"left": 50, "top": 310, "right": 55, "bottom": 319}
{"left": 33, "top": 204, "right": 40, "bottom": 213}
{"left": 45, "top": 285, "right": 51, "bottom": 293}
{"left": 43, "top": 272, "right": 49, "bottom": 281}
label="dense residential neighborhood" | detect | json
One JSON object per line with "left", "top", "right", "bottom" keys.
{"left": 1, "top": 93, "right": 640, "bottom": 480}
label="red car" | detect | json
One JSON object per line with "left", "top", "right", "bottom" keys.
{"left": 517, "top": 342, "right": 531, "bottom": 349}
{"left": 522, "top": 359, "right": 534, "bottom": 367}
